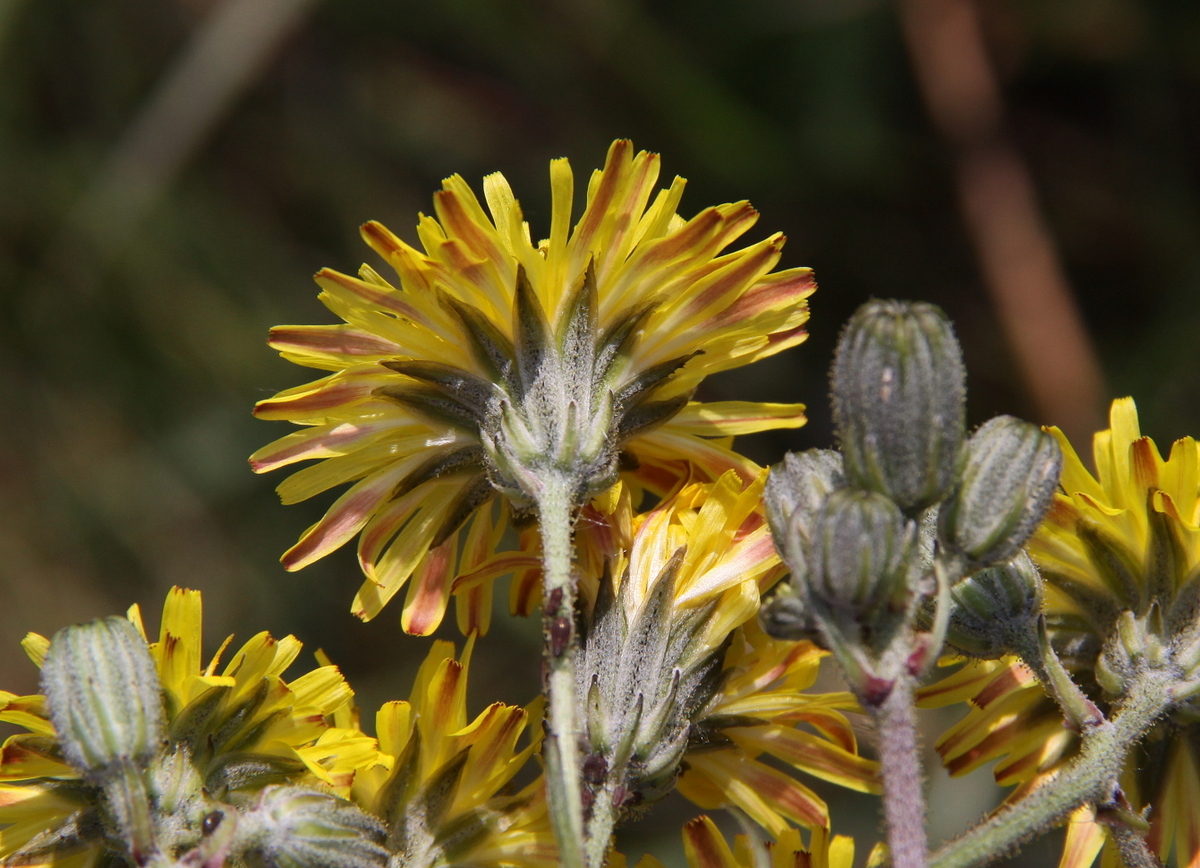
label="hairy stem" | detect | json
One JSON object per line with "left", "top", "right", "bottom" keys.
{"left": 584, "top": 778, "right": 620, "bottom": 868}
{"left": 1107, "top": 823, "right": 1162, "bottom": 868}
{"left": 874, "top": 676, "right": 928, "bottom": 868}
{"left": 102, "top": 763, "right": 157, "bottom": 866}
{"left": 931, "top": 670, "right": 1173, "bottom": 868}
{"left": 1013, "top": 616, "right": 1103, "bottom": 730}
{"left": 536, "top": 475, "right": 586, "bottom": 868}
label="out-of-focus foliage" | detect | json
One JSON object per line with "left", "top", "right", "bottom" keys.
{"left": 1, "top": 0, "right": 1199, "bottom": 862}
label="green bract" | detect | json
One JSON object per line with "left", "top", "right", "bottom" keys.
{"left": 943, "top": 552, "right": 1044, "bottom": 659}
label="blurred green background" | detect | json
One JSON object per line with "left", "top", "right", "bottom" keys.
{"left": 2, "top": 0, "right": 1199, "bottom": 863}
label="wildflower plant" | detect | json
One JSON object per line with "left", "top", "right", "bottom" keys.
{"left": 8, "top": 142, "right": 1200, "bottom": 868}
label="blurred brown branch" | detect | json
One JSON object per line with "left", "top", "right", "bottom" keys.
{"left": 898, "top": 0, "right": 1105, "bottom": 445}
{"left": 65, "top": 0, "right": 321, "bottom": 269}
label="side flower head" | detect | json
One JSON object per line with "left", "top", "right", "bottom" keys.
{"left": 350, "top": 639, "right": 556, "bottom": 868}
{"left": 251, "top": 139, "right": 815, "bottom": 634}
{"left": 921, "top": 398, "right": 1200, "bottom": 868}
{"left": 572, "top": 472, "right": 879, "bottom": 836}
{"left": 0, "top": 588, "right": 375, "bottom": 868}
{"left": 575, "top": 471, "right": 783, "bottom": 813}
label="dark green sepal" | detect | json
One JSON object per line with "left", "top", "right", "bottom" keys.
{"left": 374, "top": 384, "right": 482, "bottom": 432}
{"left": 380, "top": 360, "right": 496, "bottom": 417}
{"left": 436, "top": 289, "right": 517, "bottom": 389}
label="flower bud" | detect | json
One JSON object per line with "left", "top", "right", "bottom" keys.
{"left": 237, "top": 786, "right": 389, "bottom": 868}
{"left": 763, "top": 449, "right": 845, "bottom": 575}
{"left": 938, "top": 416, "right": 1063, "bottom": 572}
{"left": 831, "top": 300, "right": 966, "bottom": 514}
{"left": 759, "top": 585, "right": 816, "bottom": 642}
{"left": 944, "top": 552, "right": 1043, "bottom": 658}
{"left": 806, "top": 489, "right": 920, "bottom": 655}
{"left": 41, "top": 616, "right": 165, "bottom": 783}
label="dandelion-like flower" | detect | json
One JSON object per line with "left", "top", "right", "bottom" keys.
{"left": 351, "top": 639, "right": 555, "bottom": 868}
{"left": 920, "top": 398, "right": 1200, "bottom": 868}
{"left": 251, "top": 139, "right": 814, "bottom": 634}
{"left": 0, "top": 587, "right": 374, "bottom": 868}
{"left": 573, "top": 471, "right": 877, "bottom": 838}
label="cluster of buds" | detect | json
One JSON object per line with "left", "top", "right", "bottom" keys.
{"left": 761, "top": 300, "right": 1063, "bottom": 706}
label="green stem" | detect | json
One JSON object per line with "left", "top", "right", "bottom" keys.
{"left": 584, "top": 778, "right": 620, "bottom": 868}
{"left": 873, "top": 676, "right": 928, "bottom": 868}
{"left": 1106, "top": 823, "right": 1162, "bottom": 868}
{"left": 536, "top": 474, "right": 586, "bottom": 868}
{"left": 101, "top": 762, "right": 158, "bottom": 866}
{"left": 1013, "top": 616, "right": 1103, "bottom": 730}
{"left": 930, "top": 670, "right": 1173, "bottom": 868}
{"left": 924, "top": 556, "right": 959, "bottom": 673}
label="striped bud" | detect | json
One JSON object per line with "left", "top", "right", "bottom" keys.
{"left": 806, "top": 489, "right": 920, "bottom": 656}
{"left": 944, "top": 552, "right": 1044, "bottom": 658}
{"left": 41, "top": 617, "right": 164, "bottom": 782}
{"left": 831, "top": 300, "right": 965, "bottom": 514}
{"left": 763, "top": 449, "right": 845, "bottom": 579}
{"left": 938, "top": 416, "right": 1062, "bottom": 572}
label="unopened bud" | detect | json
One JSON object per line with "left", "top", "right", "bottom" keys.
{"left": 831, "top": 300, "right": 965, "bottom": 514}
{"left": 763, "top": 449, "right": 845, "bottom": 575}
{"left": 237, "top": 786, "right": 389, "bottom": 868}
{"left": 938, "top": 416, "right": 1062, "bottom": 572}
{"left": 41, "top": 617, "right": 165, "bottom": 782}
{"left": 806, "top": 489, "right": 920, "bottom": 655}
{"left": 944, "top": 552, "right": 1043, "bottom": 658}
{"left": 759, "top": 586, "right": 815, "bottom": 642}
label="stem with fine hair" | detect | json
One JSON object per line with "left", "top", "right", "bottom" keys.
{"left": 584, "top": 778, "right": 620, "bottom": 868}
{"left": 931, "top": 670, "right": 1174, "bottom": 868}
{"left": 1012, "top": 616, "right": 1103, "bottom": 730}
{"left": 536, "top": 474, "right": 586, "bottom": 868}
{"left": 873, "top": 676, "right": 928, "bottom": 868}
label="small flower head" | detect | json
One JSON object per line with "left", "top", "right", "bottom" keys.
{"left": 0, "top": 588, "right": 373, "bottom": 868}
{"left": 350, "top": 639, "right": 555, "bottom": 868}
{"left": 251, "top": 139, "right": 815, "bottom": 634}
{"left": 576, "top": 471, "right": 782, "bottom": 812}
{"left": 763, "top": 455, "right": 923, "bottom": 702}
{"left": 572, "top": 473, "right": 877, "bottom": 834}
{"left": 937, "top": 416, "right": 1062, "bottom": 573}
{"left": 40, "top": 617, "right": 165, "bottom": 784}
{"left": 235, "top": 785, "right": 390, "bottom": 868}
{"left": 942, "top": 552, "right": 1045, "bottom": 660}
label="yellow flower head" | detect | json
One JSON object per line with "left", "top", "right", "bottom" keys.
{"left": 351, "top": 639, "right": 555, "bottom": 868}
{"left": 604, "top": 469, "right": 782, "bottom": 642}
{"left": 568, "top": 472, "right": 877, "bottom": 832}
{"left": 921, "top": 398, "right": 1200, "bottom": 868}
{"left": 251, "top": 139, "right": 814, "bottom": 635}
{"left": 0, "top": 587, "right": 374, "bottom": 868}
